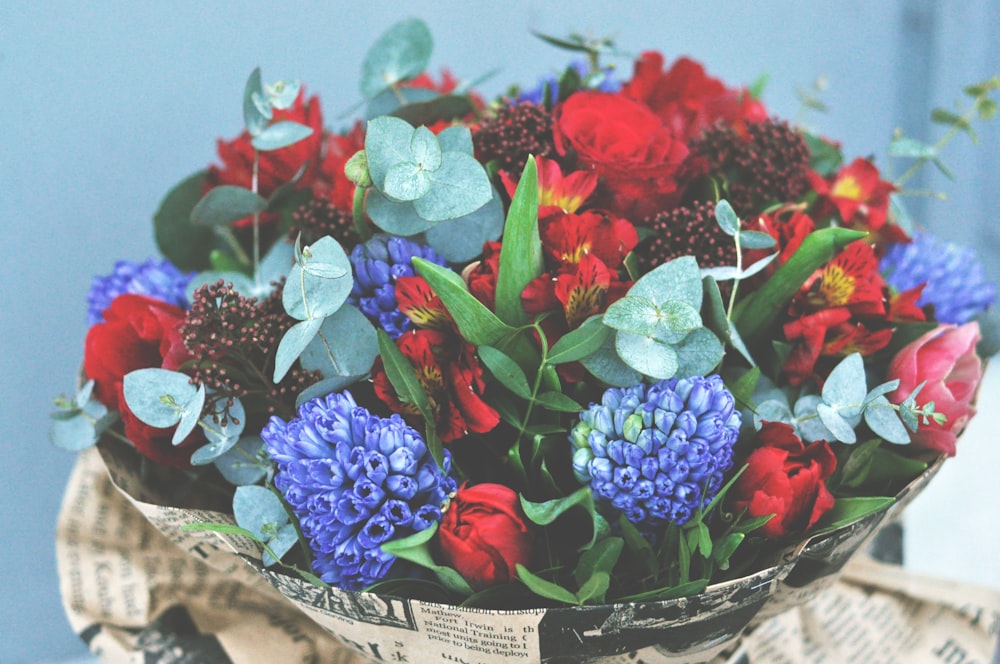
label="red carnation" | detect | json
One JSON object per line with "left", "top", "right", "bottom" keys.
{"left": 552, "top": 91, "right": 688, "bottom": 220}
{"left": 84, "top": 294, "right": 200, "bottom": 468}
{"left": 437, "top": 483, "right": 535, "bottom": 589}
{"left": 728, "top": 422, "right": 836, "bottom": 539}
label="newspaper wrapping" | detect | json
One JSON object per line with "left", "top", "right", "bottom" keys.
{"left": 57, "top": 439, "right": 999, "bottom": 663}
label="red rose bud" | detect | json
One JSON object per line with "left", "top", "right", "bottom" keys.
{"left": 728, "top": 422, "right": 837, "bottom": 539}
{"left": 84, "top": 294, "right": 200, "bottom": 468}
{"left": 437, "top": 483, "right": 535, "bottom": 589}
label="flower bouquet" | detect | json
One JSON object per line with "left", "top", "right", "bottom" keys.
{"left": 54, "top": 18, "right": 1000, "bottom": 663}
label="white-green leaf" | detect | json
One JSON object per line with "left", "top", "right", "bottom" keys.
{"left": 739, "top": 231, "right": 778, "bottom": 250}
{"left": 603, "top": 296, "right": 660, "bottom": 336}
{"left": 580, "top": 332, "right": 643, "bottom": 387}
{"left": 672, "top": 328, "right": 724, "bottom": 378}
{"left": 629, "top": 256, "right": 702, "bottom": 311}
{"left": 365, "top": 116, "right": 417, "bottom": 191}
{"left": 360, "top": 18, "right": 433, "bottom": 99}
{"left": 715, "top": 200, "right": 739, "bottom": 236}
{"left": 274, "top": 318, "right": 324, "bottom": 383}
{"left": 251, "top": 121, "right": 314, "bottom": 151}
{"left": 300, "top": 306, "right": 378, "bottom": 380}
{"left": 864, "top": 396, "right": 911, "bottom": 445}
{"left": 817, "top": 403, "right": 857, "bottom": 443}
{"left": 282, "top": 236, "right": 352, "bottom": 321}
{"left": 822, "top": 353, "right": 867, "bottom": 418}
{"left": 172, "top": 383, "right": 207, "bottom": 445}
{"left": 214, "top": 436, "right": 269, "bottom": 485}
{"left": 383, "top": 161, "right": 432, "bottom": 201}
{"left": 615, "top": 332, "right": 678, "bottom": 379}
{"left": 123, "top": 368, "right": 199, "bottom": 428}
{"left": 424, "top": 186, "right": 504, "bottom": 262}
{"left": 413, "top": 152, "right": 492, "bottom": 222}
{"left": 242, "top": 67, "right": 269, "bottom": 136}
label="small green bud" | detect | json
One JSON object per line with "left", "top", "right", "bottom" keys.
{"left": 623, "top": 413, "right": 643, "bottom": 444}
{"left": 570, "top": 422, "right": 592, "bottom": 449}
{"left": 345, "top": 150, "right": 372, "bottom": 188}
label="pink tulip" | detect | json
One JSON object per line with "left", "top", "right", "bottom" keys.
{"left": 887, "top": 322, "right": 982, "bottom": 456}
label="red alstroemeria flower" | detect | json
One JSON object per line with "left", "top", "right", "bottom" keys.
{"left": 783, "top": 308, "right": 894, "bottom": 385}
{"left": 621, "top": 52, "right": 767, "bottom": 141}
{"left": 206, "top": 90, "right": 326, "bottom": 202}
{"left": 554, "top": 253, "right": 616, "bottom": 329}
{"left": 500, "top": 155, "right": 599, "bottom": 217}
{"left": 395, "top": 275, "right": 453, "bottom": 331}
{"left": 801, "top": 241, "right": 887, "bottom": 316}
{"left": 746, "top": 207, "right": 816, "bottom": 267}
{"left": 315, "top": 121, "right": 366, "bottom": 212}
{"left": 540, "top": 210, "right": 638, "bottom": 270}
{"left": 808, "top": 158, "right": 907, "bottom": 249}
{"left": 372, "top": 329, "right": 499, "bottom": 443}
{"left": 888, "top": 284, "right": 928, "bottom": 322}
{"left": 465, "top": 241, "right": 502, "bottom": 311}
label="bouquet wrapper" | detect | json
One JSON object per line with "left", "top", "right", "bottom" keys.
{"left": 58, "top": 440, "right": 1000, "bottom": 663}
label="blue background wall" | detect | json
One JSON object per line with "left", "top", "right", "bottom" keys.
{"left": 2, "top": 2, "right": 997, "bottom": 661}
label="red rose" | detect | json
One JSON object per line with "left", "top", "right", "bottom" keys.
{"left": 84, "top": 294, "right": 199, "bottom": 468}
{"left": 729, "top": 422, "right": 837, "bottom": 539}
{"left": 621, "top": 52, "right": 767, "bottom": 141}
{"left": 552, "top": 91, "right": 688, "bottom": 220}
{"left": 437, "top": 483, "right": 535, "bottom": 589}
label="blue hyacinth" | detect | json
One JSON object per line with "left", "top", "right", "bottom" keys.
{"left": 347, "top": 234, "right": 447, "bottom": 338}
{"left": 87, "top": 258, "right": 194, "bottom": 325}
{"left": 262, "top": 390, "right": 457, "bottom": 590}
{"left": 880, "top": 231, "right": 996, "bottom": 324}
{"left": 514, "top": 59, "right": 621, "bottom": 105}
{"left": 570, "top": 376, "right": 741, "bottom": 530}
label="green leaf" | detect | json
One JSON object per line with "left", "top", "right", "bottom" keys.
{"left": 617, "top": 514, "right": 657, "bottom": 577}
{"left": 360, "top": 18, "right": 433, "bottom": 99}
{"left": 191, "top": 185, "right": 267, "bottom": 227}
{"left": 478, "top": 346, "right": 532, "bottom": 398}
{"left": 575, "top": 571, "right": 611, "bottom": 605}
{"left": 376, "top": 329, "right": 441, "bottom": 467}
{"left": 804, "top": 132, "right": 843, "bottom": 176}
{"left": 837, "top": 438, "right": 882, "bottom": 489}
{"left": 728, "top": 367, "right": 761, "bottom": 409}
{"left": 251, "top": 121, "right": 314, "bottom": 151}
{"left": 520, "top": 487, "right": 601, "bottom": 550}
{"left": 242, "top": 67, "right": 269, "bottom": 136}
{"left": 390, "top": 95, "right": 476, "bottom": 126}
{"left": 122, "top": 368, "right": 200, "bottom": 429}
{"left": 495, "top": 157, "right": 543, "bottom": 326}
{"left": 154, "top": 171, "right": 217, "bottom": 271}
{"left": 412, "top": 258, "right": 515, "bottom": 346}
{"left": 865, "top": 447, "right": 927, "bottom": 486}
{"left": 173, "top": 383, "right": 207, "bottom": 445}
{"left": 516, "top": 565, "right": 578, "bottom": 605}
{"left": 734, "top": 227, "right": 867, "bottom": 348}
{"left": 715, "top": 199, "right": 739, "bottom": 236}
{"left": 811, "top": 496, "right": 894, "bottom": 535}
{"left": 888, "top": 136, "right": 937, "bottom": 159}
{"left": 547, "top": 315, "right": 611, "bottom": 365}
{"left": 977, "top": 97, "right": 998, "bottom": 120}
{"left": 381, "top": 524, "right": 474, "bottom": 595}
{"left": 616, "top": 579, "right": 709, "bottom": 603}
{"left": 273, "top": 318, "right": 323, "bottom": 383}
{"left": 574, "top": 537, "right": 624, "bottom": 587}
{"left": 712, "top": 533, "right": 744, "bottom": 569}
{"left": 533, "top": 391, "right": 583, "bottom": 413}
{"left": 701, "top": 276, "right": 756, "bottom": 366}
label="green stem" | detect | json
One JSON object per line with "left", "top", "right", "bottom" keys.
{"left": 895, "top": 101, "right": 980, "bottom": 188}
{"left": 252, "top": 150, "right": 261, "bottom": 288}
{"left": 352, "top": 186, "right": 373, "bottom": 242}
{"left": 726, "top": 232, "right": 743, "bottom": 320}
{"left": 218, "top": 227, "right": 252, "bottom": 267}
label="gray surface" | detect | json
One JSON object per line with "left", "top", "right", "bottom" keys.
{"left": 1, "top": 2, "right": 996, "bottom": 662}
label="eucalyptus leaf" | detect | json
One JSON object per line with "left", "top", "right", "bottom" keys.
{"left": 251, "top": 121, "right": 314, "bottom": 151}
{"left": 792, "top": 394, "right": 834, "bottom": 442}
{"left": 154, "top": 171, "right": 216, "bottom": 271}
{"left": 122, "top": 368, "right": 200, "bottom": 429}
{"left": 817, "top": 403, "right": 857, "bottom": 443}
{"left": 424, "top": 185, "right": 504, "bottom": 262}
{"left": 738, "top": 231, "right": 778, "bottom": 250}
{"left": 629, "top": 256, "right": 702, "bottom": 310}
{"left": 273, "top": 318, "right": 324, "bottom": 383}
{"left": 282, "top": 236, "right": 353, "bottom": 321}
{"left": 366, "top": 189, "right": 438, "bottom": 236}
{"left": 715, "top": 200, "right": 739, "bottom": 236}
{"left": 185, "top": 270, "right": 255, "bottom": 303}
{"left": 267, "top": 80, "right": 301, "bottom": 110}
{"left": 233, "top": 485, "right": 291, "bottom": 552}
{"left": 191, "top": 186, "right": 267, "bottom": 228}
{"left": 864, "top": 396, "right": 910, "bottom": 444}
{"left": 360, "top": 18, "right": 433, "bottom": 99}
{"left": 242, "top": 68, "right": 268, "bottom": 136}
{"left": 214, "top": 436, "right": 269, "bottom": 485}
{"left": 579, "top": 332, "right": 643, "bottom": 387}
{"left": 672, "top": 328, "right": 724, "bottom": 378}
{"left": 383, "top": 161, "right": 432, "bottom": 201}
{"left": 413, "top": 151, "right": 492, "bottom": 222}
{"left": 172, "top": 383, "right": 207, "bottom": 445}
{"left": 615, "top": 332, "right": 678, "bottom": 380}
{"left": 821, "top": 353, "right": 867, "bottom": 417}
{"left": 603, "top": 296, "right": 661, "bottom": 336}
{"left": 300, "top": 305, "right": 378, "bottom": 379}
{"left": 365, "top": 116, "right": 417, "bottom": 191}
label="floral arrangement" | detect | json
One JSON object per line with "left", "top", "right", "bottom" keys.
{"left": 54, "top": 18, "right": 999, "bottom": 613}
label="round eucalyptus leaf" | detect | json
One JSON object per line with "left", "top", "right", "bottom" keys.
{"left": 753, "top": 399, "right": 794, "bottom": 429}
{"left": 365, "top": 115, "right": 417, "bottom": 191}
{"left": 263, "top": 523, "right": 299, "bottom": 566}
{"left": 615, "top": 332, "right": 678, "bottom": 380}
{"left": 822, "top": 353, "right": 867, "bottom": 416}
{"left": 383, "top": 161, "right": 432, "bottom": 201}
{"left": 603, "top": 296, "right": 660, "bottom": 336}
{"left": 123, "top": 368, "right": 199, "bottom": 428}
{"left": 366, "top": 189, "right": 437, "bottom": 236}
{"left": 629, "top": 256, "right": 702, "bottom": 310}
{"left": 360, "top": 18, "right": 433, "bottom": 99}
{"left": 242, "top": 68, "right": 268, "bottom": 136}
{"left": 267, "top": 80, "right": 301, "bottom": 110}
{"left": 793, "top": 394, "right": 835, "bottom": 443}
{"left": 580, "top": 333, "right": 642, "bottom": 387}
{"left": 189, "top": 434, "right": 241, "bottom": 466}
{"left": 233, "top": 485, "right": 290, "bottom": 541}
{"left": 300, "top": 305, "right": 378, "bottom": 379}
{"left": 413, "top": 151, "right": 492, "bottom": 222}
{"left": 739, "top": 230, "right": 778, "bottom": 250}
{"left": 652, "top": 301, "right": 703, "bottom": 345}
{"left": 436, "top": 125, "right": 474, "bottom": 154}
{"left": 410, "top": 126, "right": 443, "bottom": 171}
{"left": 282, "top": 236, "right": 353, "bottom": 321}
{"left": 75, "top": 379, "right": 97, "bottom": 409}
{"left": 201, "top": 395, "right": 247, "bottom": 442}
{"left": 190, "top": 185, "right": 267, "bottom": 227}
{"left": 214, "top": 436, "right": 269, "bottom": 485}
{"left": 251, "top": 121, "right": 314, "bottom": 152}
{"left": 365, "top": 86, "right": 436, "bottom": 120}
{"left": 817, "top": 403, "right": 857, "bottom": 444}
{"left": 672, "top": 327, "right": 724, "bottom": 377}
{"left": 864, "top": 396, "right": 911, "bottom": 445}
{"left": 424, "top": 186, "right": 504, "bottom": 262}
{"left": 50, "top": 413, "right": 99, "bottom": 452}
{"left": 715, "top": 200, "right": 739, "bottom": 236}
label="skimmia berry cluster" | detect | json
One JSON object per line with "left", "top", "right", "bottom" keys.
{"left": 56, "top": 18, "right": 998, "bottom": 613}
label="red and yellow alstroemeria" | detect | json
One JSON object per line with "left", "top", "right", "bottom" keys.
{"left": 808, "top": 158, "right": 908, "bottom": 250}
